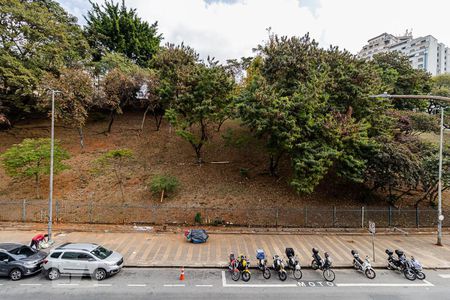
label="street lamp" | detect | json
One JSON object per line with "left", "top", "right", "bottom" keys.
{"left": 48, "top": 90, "right": 61, "bottom": 242}
{"left": 371, "top": 94, "right": 449, "bottom": 246}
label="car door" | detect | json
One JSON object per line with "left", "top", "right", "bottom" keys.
{"left": 60, "top": 252, "right": 83, "bottom": 275}
{"left": 0, "top": 253, "right": 10, "bottom": 276}
{"left": 77, "top": 253, "right": 96, "bottom": 275}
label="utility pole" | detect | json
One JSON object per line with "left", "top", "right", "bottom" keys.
{"left": 371, "top": 94, "right": 449, "bottom": 246}
{"left": 437, "top": 107, "right": 445, "bottom": 246}
{"left": 48, "top": 90, "right": 61, "bottom": 242}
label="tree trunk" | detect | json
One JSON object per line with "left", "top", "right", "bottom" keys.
{"left": 77, "top": 127, "right": 84, "bottom": 149}
{"left": 268, "top": 153, "right": 282, "bottom": 176}
{"left": 113, "top": 168, "right": 125, "bottom": 203}
{"left": 154, "top": 114, "right": 163, "bottom": 131}
{"left": 140, "top": 105, "right": 150, "bottom": 131}
{"left": 35, "top": 174, "right": 40, "bottom": 199}
{"left": 160, "top": 189, "right": 165, "bottom": 203}
{"left": 107, "top": 110, "right": 115, "bottom": 134}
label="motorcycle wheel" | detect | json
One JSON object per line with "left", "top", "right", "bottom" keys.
{"left": 323, "top": 269, "right": 335, "bottom": 282}
{"left": 293, "top": 269, "right": 303, "bottom": 280}
{"left": 353, "top": 260, "right": 359, "bottom": 270}
{"left": 231, "top": 269, "right": 240, "bottom": 281}
{"left": 242, "top": 270, "right": 251, "bottom": 282}
{"left": 279, "top": 271, "right": 287, "bottom": 281}
{"left": 403, "top": 269, "right": 417, "bottom": 281}
{"left": 365, "top": 268, "right": 376, "bottom": 279}
{"left": 263, "top": 268, "right": 271, "bottom": 280}
{"left": 415, "top": 271, "right": 426, "bottom": 280}
{"left": 311, "top": 260, "right": 319, "bottom": 270}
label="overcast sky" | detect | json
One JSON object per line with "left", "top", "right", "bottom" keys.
{"left": 59, "top": 0, "right": 450, "bottom": 62}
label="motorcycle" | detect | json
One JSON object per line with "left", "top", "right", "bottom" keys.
{"left": 410, "top": 256, "right": 426, "bottom": 280}
{"left": 311, "top": 248, "right": 335, "bottom": 282}
{"left": 351, "top": 250, "right": 376, "bottom": 279}
{"left": 272, "top": 255, "right": 287, "bottom": 281}
{"left": 386, "top": 249, "right": 416, "bottom": 281}
{"left": 228, "top": 253, "right": 251, "bottom": 282}
{"left": 256, "top": 249, "right": 271, "bottom": 279}
{"left": 285, "top": 248, "right": 302, "bottom": 280}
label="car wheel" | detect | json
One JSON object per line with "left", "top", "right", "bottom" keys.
{"left": 9, "top": 269, "right": 23, "bottom": 281}
{"left": 47, "top": 268, "right": 60, "bottom": 281}
{"left": 93, "top": 268, "right": 107, "bottom": 281}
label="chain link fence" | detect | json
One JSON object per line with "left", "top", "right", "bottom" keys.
{"left": 0, "top": 200, "right": 445, "bottom": 228}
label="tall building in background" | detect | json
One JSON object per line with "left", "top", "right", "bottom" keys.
{"left": 358, "top": 31, "right": 450, "bottom": 76}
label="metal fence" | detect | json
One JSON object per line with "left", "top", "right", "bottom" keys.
{"left": 0, "top": 199, "right": 446, "bottom": 228}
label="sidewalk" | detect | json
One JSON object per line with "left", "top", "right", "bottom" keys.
{"left": 1, "top": 227, "right": 450, "bottom": 269}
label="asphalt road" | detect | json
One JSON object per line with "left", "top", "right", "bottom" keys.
{"left": 1, "top": 268, "right": 450, "bottom": 300}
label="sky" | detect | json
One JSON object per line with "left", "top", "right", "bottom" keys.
{"left": 58, "top": 0, "right": 450, "bottom": 62}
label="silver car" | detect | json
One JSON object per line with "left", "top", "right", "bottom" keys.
{"left": 43, "top": 243, "right": 123, "bottom": 281}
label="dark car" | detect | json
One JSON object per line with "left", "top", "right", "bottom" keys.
{"left": 0, "top": 243, "right": 47, "bottom": 280}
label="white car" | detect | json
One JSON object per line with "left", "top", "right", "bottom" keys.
{"left": 43, "top": 243, "right": 123, "bottom": 281}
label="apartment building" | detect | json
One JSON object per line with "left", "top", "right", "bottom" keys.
{"left": 358, "top": 32, "right": 450, "bottom": 76}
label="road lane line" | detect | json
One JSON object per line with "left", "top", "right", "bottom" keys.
{"left": 128, "top": 284, "right": 147, "bottom": 287}
{"left": 222, "top": 271, "right": 227, "bottom": 287}
{"left": 196, "top": 284, "right": 213, "bottom": 287}
{"left": 163, "top": 284, "right": 185, "bottom": 287}
{"left": 57, "top": 283, "right": 79, "bottom": 286}
{"left": 336, "top": 280, "right": 434, "bottom": 287}
{"left": 20, "top": 284, "right": 42, "bottom": 286}
{"left": 94, "top": 284, "right": 112, "bottom": 287}
{"left": 439, "top": 274, "right": 450, "bottom": 278}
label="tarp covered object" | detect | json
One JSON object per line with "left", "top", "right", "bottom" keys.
{"left": 185, "top": 229, "right": 209, "bottom": 244}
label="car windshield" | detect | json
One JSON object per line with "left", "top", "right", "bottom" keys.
{"left": 8, "top": 246, "right": 36, "bottom": 258}
{"left": 90, "top": 246, "right": 112, "bottom": 259}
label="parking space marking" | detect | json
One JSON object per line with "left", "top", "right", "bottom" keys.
{"left": 163, "top": 284, "right": 185, "bottom": 287}
{"left": 128, "top": 284, "right": 147, "bottom": 287}
{"left": 336, "top": 280, "right": 434, "bottom": 287}
{"left": 196, "top": 284, "right": 213, "bottom": 287}
{"left": 19, "top": 283, "right": 42, "bottom": 286}
{"left": 439, "top": 274, "right": 450, "bottom": 279}
{"left": 221, "top": 271, "right": 297, "bottom": 288}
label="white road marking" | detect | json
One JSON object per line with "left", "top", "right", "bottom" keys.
{"left": 439, "top": 274, "right": 450, "bottom": 278}
{"left": 163, "top": 284, "right": 185, "bottom": 287}
{"left": 94, "top": 284, "right": 112, "bottom": 287}
{"left": 19, "top": 284, "right": 42, "bottom": 286}
{"left": 336, "top": 280, "right": 434, "bottom": 287}
{"left": 128, "top": 284, "right": 147, "bottom": 287}
{"left": 57, "top": 283, "right": 79, "bottom": 286}
{"left": 195, "top": 284, "right": 213, "bottom": 287}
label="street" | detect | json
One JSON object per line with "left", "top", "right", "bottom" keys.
{"left": 1, "top": 268, "right": 450, "bottom": 300}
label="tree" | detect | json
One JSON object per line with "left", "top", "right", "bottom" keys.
{"left": 150, "top": 174, "right": 179, "bottom": 202}
{"left": 135, "top": 69, "right": 162, "bottom": 131}
{"left": 101, "top": 68, "right": 140, "bottom": 133}
{"left": 38, "top": 68, "right": 94, "bottom": 148}
{"left": 1, "top": 138, "right": 70, "bottom": 198}
{"left": 239, "top": 34, "right": 377, "bottom": 194}
{"left": 372, "top": 52, "right": 432, "bottom": 110}
{"left": 94, "top": 149, "right": 133, "bottom": 203}
{"left": 432, "top": 74, "right": 450, "bottom": 97}
{"left": 85, "top": 0, "right": 162, "bottom": 66}
{"left": 0, "top": 0, "right": 89, "bottom": 126}
{"left": 166, "top": 57, "right": 235, "bottom": 163}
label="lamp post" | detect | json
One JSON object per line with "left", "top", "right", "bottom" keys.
{"left": 371, "top": 94, "right": 449, "bottom": 246}
{"left": 48, "top": 90, "right": 61, "bottom": 242}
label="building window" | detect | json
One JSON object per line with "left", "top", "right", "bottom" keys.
{"left": 418, "top": 57, "right": 424, "bottom": 62}
{"left": 418, "top": 64, "right": 424, "bottom": 68}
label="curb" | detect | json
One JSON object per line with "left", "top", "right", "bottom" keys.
{"left": 121, "top": 265, "right": 450, "bottom": 270}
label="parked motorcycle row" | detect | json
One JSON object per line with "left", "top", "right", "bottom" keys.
{"left": 228, "top": 247, "right": 426, "bottom": 283}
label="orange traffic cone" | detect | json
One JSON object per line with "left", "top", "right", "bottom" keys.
{"left": 179, "top": 267, "right": 185, "bottom": 281}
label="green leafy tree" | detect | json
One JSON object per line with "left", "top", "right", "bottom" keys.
{"left": 1, "top": 138, "right": 70, "bottom": 198}
{"left": 239, "top": 34, "right": 377, "bottom": 194}
{"left": 150, "top": 174, "right": 179, "bottom": 202}
{"left": 94, "top": 149, "right": 133, "bottom": 202}
{"left": 372, "top": 52, "right": 432, "bottom": 110}
{"left": 0, "top": 0, "right": 89, "bottom": 126}
{"left": 166, "top": 57, "right": 235, "bottom": 163}
{"left": 38, "top": 68, "right": 94, "bottom": 148}
{"left": 85, "top": 0, "right": 162, "bottom": 66}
